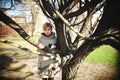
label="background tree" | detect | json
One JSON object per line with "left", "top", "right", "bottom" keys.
{"left": 0, "top": 0, "right": 40, "bottom": 37}
{"left": 0, "top": 0, "right": 120, "bottom": 80}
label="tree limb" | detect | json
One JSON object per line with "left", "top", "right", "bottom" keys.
{"left": 66, "top": 0, "right": 103, "bottom": 19}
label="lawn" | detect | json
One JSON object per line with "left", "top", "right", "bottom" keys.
{"left": 85, "top": 45, "right": 119, "bottom": 65}
{"left": 7, "top": 35, "right": 40, "bottom": 53}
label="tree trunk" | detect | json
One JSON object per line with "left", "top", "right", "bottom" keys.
{"left": 63, "top": 0, "right": 120, "bottom": 79}
{"left": 54, "top": 19, "right": 69, "bottom": 56}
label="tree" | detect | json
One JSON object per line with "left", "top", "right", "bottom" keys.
{"left": 0, "top": 0, "right": 120, "bottom": 80}
{"left": 34, "top": 0, "right": 120, "bottom": 79}
{"left": 0, "top": 0, "right": 40, "bottom": 37}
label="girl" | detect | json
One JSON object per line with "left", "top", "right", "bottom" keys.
{"left": 38, "top": 22, "right": 57, "bottom": 70}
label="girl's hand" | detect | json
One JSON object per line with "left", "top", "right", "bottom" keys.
{"left": 38, "top": 43, "right": 45, "bottom": 49}
{"left": 50, "top": 44, "right": 56, "bottom": 49}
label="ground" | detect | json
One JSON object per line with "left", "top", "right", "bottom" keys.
{"left": 0, "top": 38, "right": 61, "bottom": 80}
{"left": 75, "top": 61, "right": 119, "bottom": 80}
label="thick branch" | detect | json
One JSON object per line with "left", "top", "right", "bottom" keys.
{"left": 54, "top": 9, "right": 86, "bottom": 38}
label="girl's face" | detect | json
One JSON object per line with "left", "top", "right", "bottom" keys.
{"left": 43, "top": 27, "right": 52, "bottom": 36}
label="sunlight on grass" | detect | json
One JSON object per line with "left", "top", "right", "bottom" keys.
{"left": 9, "top": 35, "right": 39, "bottom": 42}
{"left": 9, "top": 37, "right": 24, "bottom": 41}
{"left": 7, "top": 36, "right": 40, "bottom": 53}
{"left": 85, "top": 45, "right": 119, "bottom": 65}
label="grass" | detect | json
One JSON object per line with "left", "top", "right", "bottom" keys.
{"left": 85, "top": 45, "right": 119, "bottom": 65}
{"left": 6, "top": 36, "right": 39, "bottom": 53}
{"left": 0, "top": 36, "right": 38, "bottom": 58}
{"left": 8, "top": 35, "right": 39, "bottom": 42}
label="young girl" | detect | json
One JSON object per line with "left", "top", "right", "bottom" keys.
{"left": 38, "top": 22, "right": 57, "bottom": 70}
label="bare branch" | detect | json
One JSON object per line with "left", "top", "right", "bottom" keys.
{"left": 63, "top": 0, "right": 79, "bottom": 16}
{"left": 34, "top": 0, "right": 55, "bottom": 19}
{"left": 71, "top": 2, "right": 104, "bottom": 48}
{"left": 65, "top": 0, "right": 103, "bottom": 19}
{"left": 60, "top": 0, "right": 74, "bottom": 13}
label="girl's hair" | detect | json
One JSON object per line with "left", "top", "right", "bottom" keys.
{"left": 43, "top": 22, "right": 53, "bottom": 30}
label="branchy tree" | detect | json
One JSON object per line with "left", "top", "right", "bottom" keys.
{"left": 33, "top": 0, "right": 120, "bottom": 79}
{"left": 0, "top": 0, "right": 120, "bottom": 80}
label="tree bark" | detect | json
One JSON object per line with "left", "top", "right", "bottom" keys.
{"left": 54, "top": 19, "right": 69, "bottom": 56}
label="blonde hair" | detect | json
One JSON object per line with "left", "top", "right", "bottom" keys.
{"left": 43, "top": 22, "right": 53, "bottom": 30}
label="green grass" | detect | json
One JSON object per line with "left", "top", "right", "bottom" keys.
{"left": 8, "top": 35, "right": 40, "bottom": 42}
{"left": 9, "top": 37, "right": 24, "bottom": 41}
{"left": 85, "top": 45, "right": 119, "bottom": 65}
{"left": 6, "top": 36, "right": 39, "bottom": 53}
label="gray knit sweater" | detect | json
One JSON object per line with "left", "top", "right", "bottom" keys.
{"left": 38, "top": 32, "right": 57, "bottom": 48}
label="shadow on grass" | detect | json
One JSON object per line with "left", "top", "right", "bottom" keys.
{"left": 0, "top": 55, "right": 15, "bottom": 80}
{"left": 1, "top": 40, "right": 33, "bottom": 53}
{"left": 0, "top": 54, "right": 30, "bottom": 80}
{"left": 0, "top": 54, "right": 13, "bottom": 70}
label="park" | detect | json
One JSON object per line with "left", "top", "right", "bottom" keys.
{"left": 0, "top": 0, "right": 120, "bottom": 80}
